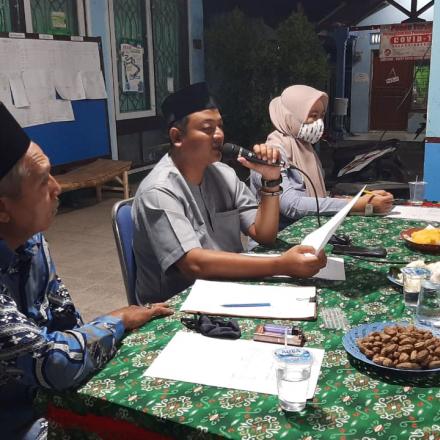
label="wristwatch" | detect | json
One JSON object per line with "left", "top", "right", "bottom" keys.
{"left": 365, "top": 195, "right": 375, "bottom": 216}
{"left": 261, "top": 176, "right": 282, "bottom": 188}
{"left": 365, "top": 203, "right": 374, "bottom": 216}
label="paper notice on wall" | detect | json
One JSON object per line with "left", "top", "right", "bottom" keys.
{"left": 380, "top": 23, "right": 432, "bottom": 61}
{"left": 8, "top": 102, "right": 50, "bottom": 127}
{"left": 54, "top": 70, "right": 85, "bottom": 100}
{"left": 0, "top": 73, "right": 13, "bottom": 106}
{"left": 80, "top": 71, "right": 107, "bottom": 99}
{"left": 22, "top": 69, "right": 56, "bottom": 103}
{"left": 354, "top": 72, "right": 369, "bottom": 83}
{"left": 51, "top": 11, "right": 67, "bottom": 29}
{"left": 121, "top": 43, "right": 144, "bottom": 93}
{"left": 25, "top": 102, "right": 50, "bottom": 126}
{"left": 9, "top": 72, "right": 29, "bottom": 108}
{"left": 48, "top": 99, "right": 74, "bottom": 122}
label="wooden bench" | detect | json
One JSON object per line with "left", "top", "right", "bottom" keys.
{"left": 55, "top": 159, "right": 132, "bottom": 202}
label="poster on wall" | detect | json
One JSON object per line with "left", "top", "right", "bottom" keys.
{"left": 380, "top": 23, "right": 432, "bottom": 61}
{"left": 121, "top": 43, "right": 144, "bottom": 93}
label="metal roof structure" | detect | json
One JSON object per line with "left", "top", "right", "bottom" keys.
{"left": 203, "top": 0, "right": 434, "bottom": 29}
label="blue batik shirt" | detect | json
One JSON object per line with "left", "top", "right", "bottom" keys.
{"left": 0, "top": 233, "right": 125, "bottom": 439}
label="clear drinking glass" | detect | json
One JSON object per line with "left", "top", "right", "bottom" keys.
{"left": 274, "top": 347, "right": 312, "bottom": 412}
{"left": 408, "top": 181, "right": 426, "bottom": 205}
{"left": 416, "top": 280, "right": 440, "bottom": 328}
{"left": 402, "top": 267, "right": 432, "bottom": 310}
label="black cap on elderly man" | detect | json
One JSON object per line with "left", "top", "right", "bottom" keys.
{"left": 0, "top": 102, "right": 30, "bottom": 180}
{"left": 161, "top": 82, "right": 217, "bottom": 126}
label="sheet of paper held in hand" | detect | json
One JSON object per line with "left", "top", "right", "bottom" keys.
{"left": 180, "top": 280, "right": 316, "bottom": 319}
{"left": 144, "top": 331, "right": 325, "bottom": 399}
{"left": 301, "top": 186, "right": 366, "bottom": 253}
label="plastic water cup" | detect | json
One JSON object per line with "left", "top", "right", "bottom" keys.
{"left": 402, "top": 267, "right": 432, "bottom": 310}
{"left": 274, "top": 347, "right": 312, "bottom": 412}
{"left": 416, "top": 280, "right": 440, "bottom": 328}
{"left": 408, "top": 181, "right": 426, "bottom": 205}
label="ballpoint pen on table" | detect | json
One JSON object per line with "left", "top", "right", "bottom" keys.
{"left": 221, "top": 303, "right": 271, "bottom": 308}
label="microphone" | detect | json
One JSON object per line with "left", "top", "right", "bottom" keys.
{"left": 221, "top": 143, "right": 359, "bottom": 248}
{"left": 222, "top": 143, "right": 376, "bottom": 253}
{"left": 221, "top": 142, "right": 322, "bottom": 226}
{"left": 221, "top": 143, "right": 287, "bottom": 167}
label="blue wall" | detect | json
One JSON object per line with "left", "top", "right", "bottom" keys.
{"left": 424, "top": 1, "right": 440, "bottom": 200}
{"left": 86, "top": 0, "right": 118, "bottom": 159}
{"left": 350, "top": 30, "right": 378, "bottom": 132}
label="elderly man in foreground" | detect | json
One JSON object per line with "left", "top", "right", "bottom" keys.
{"left": 0, "top": 103, "right": 173, "bottom": 439}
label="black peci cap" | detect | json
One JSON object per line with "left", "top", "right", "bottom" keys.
{"left": 161, "top": 82, "right": 217, "bottom": 126}
{"left": 0, "top": 102, "right": 30, "bottom": 180}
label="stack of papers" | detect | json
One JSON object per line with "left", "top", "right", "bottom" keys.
{"left": 144, "top": 331, "right": 325, "bottom": 399}
{"left": 180, "top": 280, "right": 316, "bottom": 320}
{"left": 386, "top": 206, "right": 440, "bottom": 223}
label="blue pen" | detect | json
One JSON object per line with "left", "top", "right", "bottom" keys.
{"left": 221, "top": 302, "right": 271, "bottom": 307}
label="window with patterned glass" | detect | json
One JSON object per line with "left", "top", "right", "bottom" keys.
{"left": 412, "top": 62, "right": 430, "bottom": 110}
{"left": 30, "top": 0, "right": 78, "bottom": 35}
{"left": 151, "top": 0, "right": 184, "bottom": 112}
{"left": 110, "top": 0, "right": 155, "bottom": 117}
{"left": 0, "top": 0, "right": 12, "bottom": 32}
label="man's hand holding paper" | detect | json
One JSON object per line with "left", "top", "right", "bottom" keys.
{"left": 280, "top": 245, "right": 327, "bottom": 278}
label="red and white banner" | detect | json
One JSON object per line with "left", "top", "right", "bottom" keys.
{"left": 380, "top": 23, "right": 432, "bottom": 61}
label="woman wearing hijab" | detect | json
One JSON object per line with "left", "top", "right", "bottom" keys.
{"left": 251, "top": 85, "right": 393, "bottom": 229}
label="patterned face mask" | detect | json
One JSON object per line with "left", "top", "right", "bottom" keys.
{"left": 297, "top": 118, "right": 324, "bottom": 144}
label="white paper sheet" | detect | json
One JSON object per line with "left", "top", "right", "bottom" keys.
{"left": 314, "top": 256, "right": 346, "bottom": 280}
{"left": 180, "top": 280, "right": 316, "bottom": 319}
{"left": 23, "top": 102, "right": 50, "bottom": 126}
{"left": 386, "top": 205, "right": 440, "bottom": 223}
{"left": 9, "top": 72, "right": 29, "bottom": 108}
{"left": 301, "top": 186, "right": 366, "bottom": 253}
{"left": 22, "top": 69, "right": 56, "bottom": 104}
{"left": 145, "top": 332, "right": 324, "bottom": 399}
{"left": 0, "top": 73, "right": 13, "bottom": 106}
{"left": 54, "top": 70, "right": 85, "bottom": 100}
{"left": 81, "top": 70, "right": 107, "bottom": 99}
{"left": 48, "top": 99, "right": 74, "bottom": 122}
{"left": 242, "top": 253, "right": 346, "bottom": 281}
{"left": 0, "top": 38, "right": 25, "bottom": 73}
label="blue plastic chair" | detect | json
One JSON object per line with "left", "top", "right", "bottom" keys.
{"left": 112, "top": 198, "right": 138, "bottom": 305}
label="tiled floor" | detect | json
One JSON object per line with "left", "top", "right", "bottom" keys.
{"left": 45, "top": 196, "right": 127, "bottom": 322}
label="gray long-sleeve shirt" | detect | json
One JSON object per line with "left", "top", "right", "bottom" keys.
{"left": 250, "top": 167, "right": 348, "bottom": 229}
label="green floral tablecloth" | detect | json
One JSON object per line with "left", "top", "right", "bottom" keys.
{"left": 39, "top": 216, "right": 440, "bottom": 439}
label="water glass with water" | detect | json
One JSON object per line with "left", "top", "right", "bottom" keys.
{"left": 274, "top": 347, "right": 312, "bottom": 412}
{"left": 402, "top": 267, "right": 432, "bottom": 310}
{"left": 416, "top": 280, "right": 440, "bottom": 328}
{"left": 408, "top": 181, "right": 426, "bottom": 205}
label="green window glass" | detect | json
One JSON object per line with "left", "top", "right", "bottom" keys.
{"left": 0, "top": 0, "right": 12, "bottom": 32}
{"left": 30, "top": 0, "right": 78, "bottom": 35}
{"left": 412, "top": 64, "right": 430, "bottom": 110}
{"left": 113, "top": 0, "right": 151, "bottom": 113}
{"left": 151, "top": 0, "right": 183, "bottom": 110}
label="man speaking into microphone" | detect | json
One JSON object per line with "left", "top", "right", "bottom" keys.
{"left": 132, "top": 82, "right": 326, "bottom": 303}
